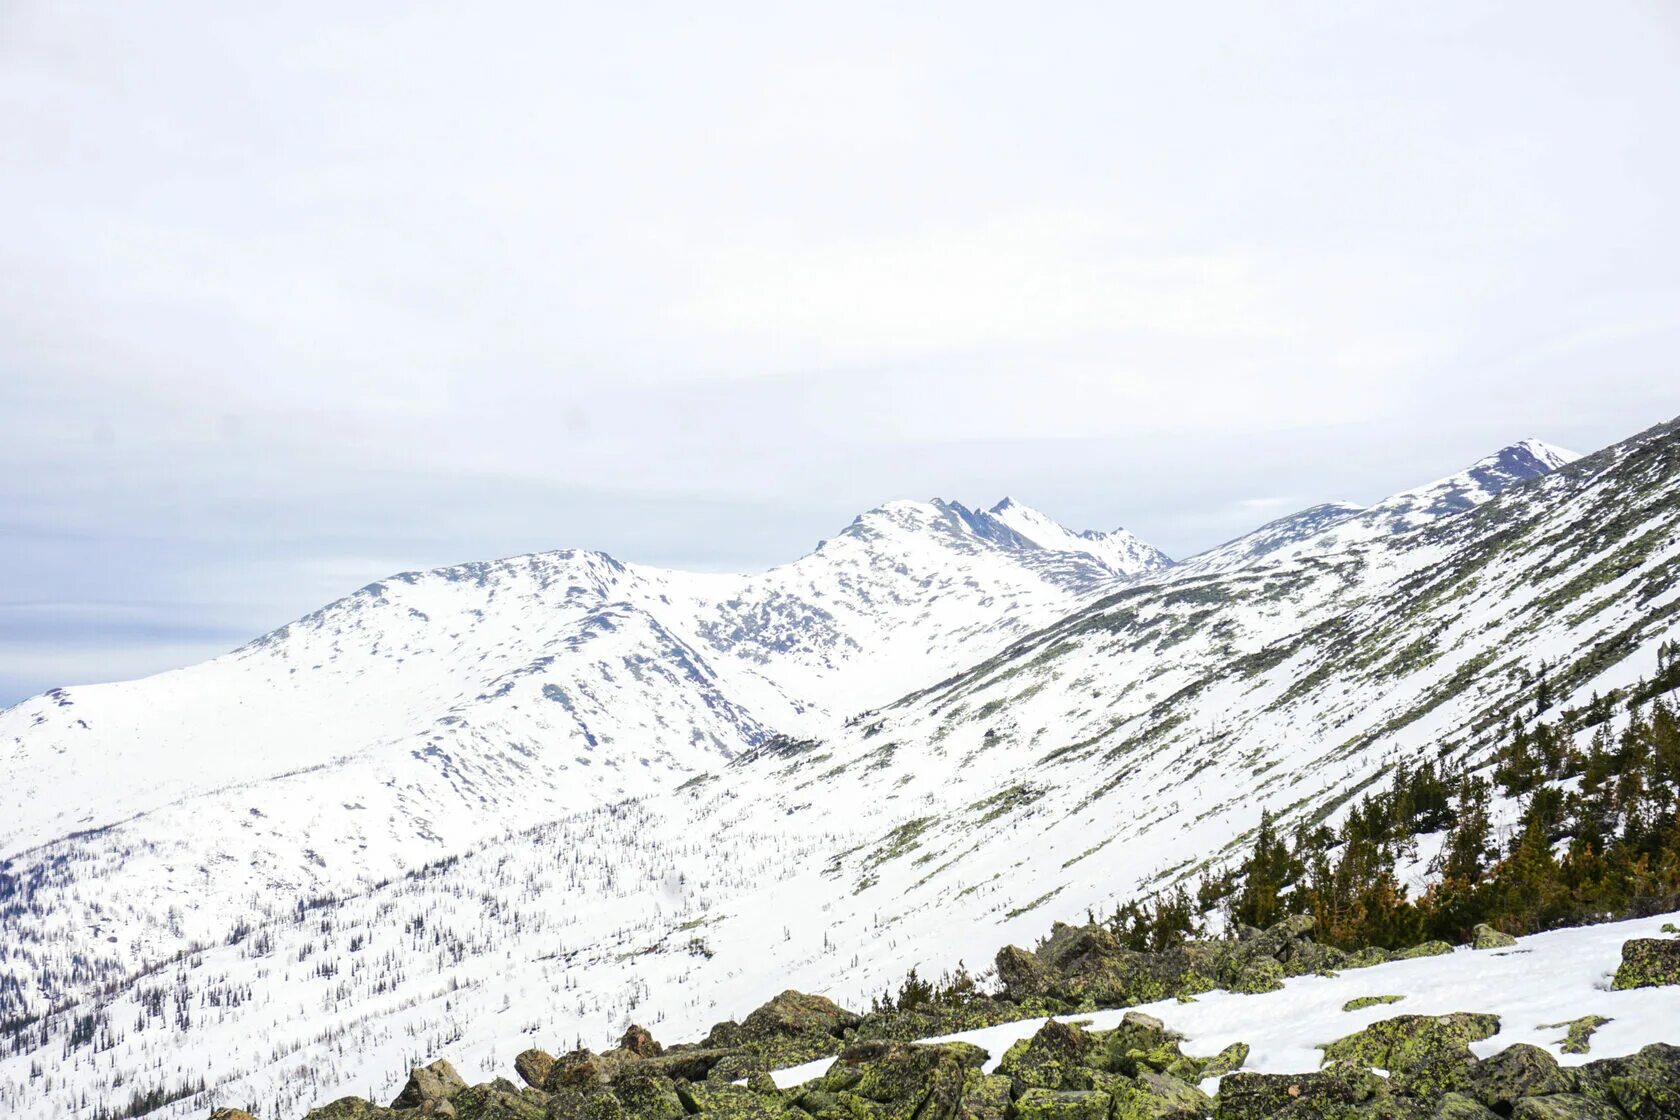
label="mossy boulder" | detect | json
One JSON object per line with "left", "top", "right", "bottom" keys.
{"left": 955, "top": 1074, "right": 1013, "bottom": 1120}
{"left": 807, "top": 1041, "right": 978, "bottom": 1120}
{"left": 1391, "top": 942, "right": 1454, "bottom": 961}
{"left": 515, "top": 1050, "right": 556, "bottom": 1090}
{"left": 1470, "top": 925, "right": 1517, "bottom": 950}
{"left": 1430, "top": 1093, "right": 1500, "bottom": 1119}
{"left": 1509, "top": 1096, "right": 1628, "bottom": 1120}
{"left": 1611, "top": 938, "right": 1680, "bottom": 991}
{"left": 608, "top": 1066, "right": 685, "bottom": 1120}
{"left": 1198, "top": 1043, "right": 1249, "bottom": 1080}
{"left": 210, "top": 1111, "right": 258, "bottom": 1120}
{"left": 999, "top": 1019, "right": 1096, "bottom": 1092}
{"left": 304, "top": 1099, "right": 399, "bottom": 1120}
{"left": 542, "top": 1050, "right": 618, "bottom": 1092}
{"left": 1546, "top": 1016, "right": 1611, "bottom": 1056}
{"left": 1574, "top": 1042, "right": 1680, "bottom": 1119}
{"left": 676, "top": 1081, "right": 789, "bottom": 1120}
{"left": 997, "top": 945, "right": 1055, "bottom": 999}
{"left": 450, "top": 1079, "right": 547, "bottom": 1120}
{"left": 1012, "top": 1088, "right": 1112, "bottom": 1120}
{"left": 1320, "top": 1013, "right": 1499, "bottom": 1097}
{"left": 1213, "top": 1062, "right": 1388, "bottom": 1120}
{"left": 1344, "top": 996, "right": 1406, "bottom": 1013}
{"left": 393, "top": 1060, "right": 469, "bottom": 1110}
{"left": 1228, "top": 957, "right": 1284, "bottom": 995}
{"left": 1107, "top": 1069, "right": 1211, "bottom": 1120}
{"left": 1465, "top": 1044, "right": 1574, "bottom": 1109}
{"left": 1344, "top": 948, "right": 1392, "bottom": 970}
{"left": 742, "top": 990, "right": 861, "bottom": 1042}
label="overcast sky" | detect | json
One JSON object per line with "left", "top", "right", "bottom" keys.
{"left": 2, "top": 1, "right": 1678, "bottom": 704}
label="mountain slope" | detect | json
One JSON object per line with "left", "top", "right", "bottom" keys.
{"left": 0, "top": 427, "right": 1648, "bottom": 1120}
{"left": 1185, "top": 439, "right": 1579, "bottom": 573}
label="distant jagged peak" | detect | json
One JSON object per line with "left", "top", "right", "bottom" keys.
{"left": 985, "top": 496, "right": 1173, "bottom": 576}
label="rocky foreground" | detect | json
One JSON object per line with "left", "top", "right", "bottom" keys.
{"left": 207, "top": 919, "right": 1680, "bottom": 1120}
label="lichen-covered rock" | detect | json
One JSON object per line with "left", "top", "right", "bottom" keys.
{"left": 607, "top": 1066, "right": 686, "bottom": 1120}
{"left": 1392, "top": 942, "right": 1454, "bottom": 961}
{"left": 1345, "top": 947, "right": 1392, "bottom": 970}
{"left": 676, "top": 1081, "right": 789, "bottom": 1120}
{"left": 619, "top": 1025, "right": 664, "bottom": 1058}
{"left": 1213, "top": 1062, "right": 1388, "bottom": 1120}
{"left": 1320, "top": 1013, "right": 1499, "bottom": 1097}
{"left": 1547, "top": 1016, "right": 1612, "bottom": 1056}
{"left": 1199, "top": 1043, "right": 1249, "bottom": 1080}
{"left": 304, "top": 1098, "right": 399, "bottom": 1120}
{"left": 542, "top": 1049, "right": 618, "bottom": 1092}
{"left": 1471, "top": 925, "right": 1518, "bottom": 950}
{"left": 741, "top": 991, "right": 861, "bottom": 1042}
{"left": 1228, "top": 956, "right": 1284, "bottom": 995}
{"left": 209, "top": 1110, "right": 258, "bottom": 1120}
{"left": 807, "top": 1041, "right": 976, "bottom": 1120}
{"left": 1611, "top": 938, "right": 1680, "bottom": 991}
{"left": 449, "top": 1079, "right": 547, "bottom": 1120}
{"left": 1085, "top": 1015, "right": 1187, "bottom": 1079}
{"left": 1012, "top": 1088, "right": 1112, "bottom": 1120}
{"left": 1430, "top": 1093, "right": 1501, "bottom": 1119}
{"left": 515, "top": 1050, "right": 556, "bottom": 1090}
{"left": 393, "top": 1060, "right": 469, "bottom": 1110}
{"left": 1344, "top": 995, "right": 1406, "bottom": 1013}
{"left": 999, "top": 1019, "right": 1096, "bottom": 1092}
{"left": 1465, "top": 1044, "right": 1575, "bottom": 1109}
{"left": 1574, "top": 1042, "right": 1680, "bottom": 1119}
{"left": 997, "top": 945, "right": 1054, "bottom": 999}
{"left": 1107, "top": 1069, "right": 1211, "bottom": 1120}
{"left": 956, "top": 1074, "right": 1013, "bottom": 1120}
{"left": 1509, "top": 1095, "right": 1628, "bottom": 1120}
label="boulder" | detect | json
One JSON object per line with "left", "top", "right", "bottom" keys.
{"left": 1611, "top": 938, "right": 1680, "bottom": 991}
{"left": 448, "top": 1079, "right": 547, "bottom": 1120}
{"left": 997, "top": 945, "right": 1054, "bottom": 999}
{"left": 1228, "top": 957, "right": 1284, "bottom": 995}
{"left": 676, "top": 1081, "right": 789, "bottom": 1120}
{"left": 1392, "top": 942, "right": 1455, "bottom": 961}
{"left": 1199, "top": 1043, "right": 1249, "bottom": 1079}
{"left": 1213, "top": 1062, "right": 1387, "bottom": 1120}
{"left": 609, "top": 1066, "right": 686, "bottom": 1120}
{"left": 1575, "top": 1042, "right": 1680, "bottom": 1119}
{"left": 1107, "top": 1069, "right": 1211, "bottom": 1120}
{"left": 1012, "top": 1088, "right": 1112, "bottom": 1120}
{"left": 1320, "top": 1013, "right": 1499, "bottom": 1097}
{"left": 392, "top": 1060, "right": 469, "bottom": 1110}
{"left": 740, "top": 991, "right": 860, "bottom": 1042}
{"left": 1431, "top": 1093, "right": 1501, "bottom": 1119}
{"left": 304, "top": 1099, "right": 399, "bottom": 1120}
{"left": 1343, "top": 995, "right": 1406, "bottom": 1013}
{"left": 209, "top": 1111, "right": 258, "bottom": 1120}
{"left": 808, "top": 1041, "right": 975, "bottom": 1120}
{"left": 999, "top": 1020, "right": 1096, "bottom": 1092}
{"left": 1466, "top": 1044, "right": 1575, "bottom": 1109}
{"left": 541, "top": 1049, "right": 616, "bottom": 1092}
{"left": 956, "top": 1074, "right": 1013, "bottom": 1120}
{"left": 619, "top": 1025, "right": 663, "bottom": 1058}
{"left": 1510, "top": 1096, "right": 1628, "bottom": 1120}
{"left": 514, "top": 1050, "right": 556, "bottom": 1090}
{"left": 1471, "top": 925, "right": 1518, "bottom": 950}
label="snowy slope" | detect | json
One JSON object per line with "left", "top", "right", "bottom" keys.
{"left": 0, "top": 424, "right": 1654, "bottom": 1120}
{"left": 985, "top": 498, "right": 1172, "bottom": 577}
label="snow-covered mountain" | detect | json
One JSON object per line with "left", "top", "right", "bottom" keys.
{"left": 2, "top": 423, "right": 1664, "bottom": 1120}
{"left": 1185, "top": 438, "right": 1579, "bottom": 573}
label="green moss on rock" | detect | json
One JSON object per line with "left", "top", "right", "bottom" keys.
{"left": 1611, "top": 938, "right": 1680, "bottom": 991}
{"left": 1470, "top": 925, "right": 1518, "bottom": 951}
{"left": 1343, "top": 995, "right": 1406, "bottom": 1013}
{"left": 1012, "top": 1088, "right": 1112, "bottom": 1120}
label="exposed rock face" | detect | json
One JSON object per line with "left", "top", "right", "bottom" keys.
{"left": 1611, "top": 938, "right": 1680, "bottom": 990}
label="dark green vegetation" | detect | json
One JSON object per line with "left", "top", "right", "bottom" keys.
{"left": 1108, "top": 675, "right": 1680, "bottom": 956}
